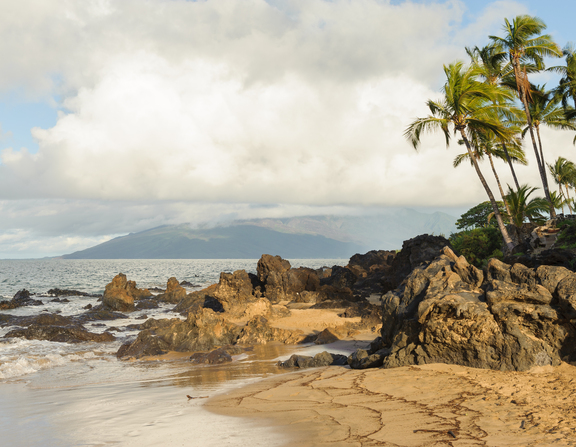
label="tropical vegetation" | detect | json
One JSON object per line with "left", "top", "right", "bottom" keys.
{"left": 407, "top": 14, "right": 576, "bottom": 255}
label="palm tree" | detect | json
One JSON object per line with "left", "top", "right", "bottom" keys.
{"left": 505, "top": 184, "right": 549, "bottom": 228}
{"left": 490, "top": 15, "right": 563, "bottom": 217}
{"left": 548, "top": 156, "right": 576, "bottom": 214}
{"left": 550, "top": 43, "right": 576, "bottom": 111}
{"left": 405, "top": 61, "right": 515, "bottom": 250}
{"left": 454, "top": 132, "right": 527, "bottom": 214}
{"left": 521, "top": 85, "right": 576, "bottom": 169}
{"left": 466, "top": 44, "right": 526, "bottom": 192}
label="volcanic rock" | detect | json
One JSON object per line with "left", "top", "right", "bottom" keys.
{"left": 102, "top": 273, "right": 151, "bottom": 312}
{"left": 155, "top": 277, "right": 187, "bottom": 304}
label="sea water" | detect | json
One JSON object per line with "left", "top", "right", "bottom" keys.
{"left": 0, "top": 258, "right": 347, "bottom": 446}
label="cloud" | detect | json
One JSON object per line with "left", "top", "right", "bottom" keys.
{"left": 0, "top": 0, "right": 573, "bottom": 258}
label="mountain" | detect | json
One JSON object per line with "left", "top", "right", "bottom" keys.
{"left": 62, "top": 209, "right": 457, "bottom": 259}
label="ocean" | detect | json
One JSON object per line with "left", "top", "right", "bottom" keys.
{"left": 0, "top": 258, "right": 349, "bottom": 446}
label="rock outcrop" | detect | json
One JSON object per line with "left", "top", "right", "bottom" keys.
{"left": 102, "top": 273, "right": 151, "bottom": 312}
{"left": 351, "top": 244, "right": 576, "bottom": 372}
{"left": 155, "top": 277, "right": 187, "bottom": 304}
{"left": 3, "top": 314, "right": 115, "bottom": 343}
{"left": 0, "top": 289, "right": 43, "bottom": 310}
{"left": 278, "top": 351, "right": 348, "bottom": 368}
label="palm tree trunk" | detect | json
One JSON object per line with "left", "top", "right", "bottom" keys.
{"left": 535, "top": 124, "right": 552, "bottom": 198}
{"left": 513, "top": 59, "right": 557, "bottom": 218}
{"left": 487, "top": 152, "right": 512, "bottom": 219}
{"left": 565, "top": 184, "right": 574, "bottom": 214}
{"left": 502, "top": 143, "right": 521, "bottom": 191}
{"left": 460, "top": 129, "right": 515, "bottom": 250}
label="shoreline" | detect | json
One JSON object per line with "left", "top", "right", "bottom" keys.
{"left": 206, "top": 362, "right": 576, "bottom": 446}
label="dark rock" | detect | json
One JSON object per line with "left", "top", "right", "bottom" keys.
{"left": 190, "top": 347, "right": 233, "bottom": 365}
{"left": 4, "top": 313, "right": 115, "bottom": 343}
{"left": 381, "top": 234, "right": 451, "bottom": 294}
{"left": 46, "top": 288, "right": 97, "bottom": 297}
{"left": 50, "top": 298, "right": 70, "bottom": 303}
{"left": 321, "top": 266, "right": 358, "bottom": 289}
{"left": 135, "top": 299, "right": 160, "bottom": 310}
{"left": 277, "top": 351, "right": 348, "bottom": 368}
{"left": 0, "top": 289, "right": 44, "bottom": 310}
{"left": 76, "top": 306, "right": 128, "bottom": 323}
{"left": 366, "top": 245, "right": 576, "bottom": 372}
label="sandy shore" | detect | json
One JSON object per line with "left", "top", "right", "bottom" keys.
{"left": 207, "top": 362, "right": 576, "bottom": 446}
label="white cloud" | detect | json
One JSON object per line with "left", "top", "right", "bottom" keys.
{"left": 0, "top": 0, "right": 573, "bottom": 258}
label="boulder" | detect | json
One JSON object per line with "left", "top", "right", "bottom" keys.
{"left": 313, "top": 328, "right": 339, "bottom": 345}
{"left": 355, "top": 245, "right": 576, "bottom": 372}
{"left": 278, "top": 351, "right": 348, "bottom": 368}
{"left": 102, "top": 274, "right": 151, "bottom": 312}
{"left": 155, "top": 277, "right": 187, "bottom": 304}
{"left": 4, "top": 313, "right": 115, "bottom": 343}
{"left": 116, "top": 309, "right": 241, "bottom": 359}
{"left": 381, "top": 234, "right": 452, "bottom": 294}
{"left": 213, "top": 270, "right": 259, "bottom": 315}
{"left": 0, "top": 289, "right": 43, "bottom": 310}
{"left": 256, "top": 255, "right": 320, "bottom": 303}
{"left": 190, "top": 347, "right": 233, "bottom": 365}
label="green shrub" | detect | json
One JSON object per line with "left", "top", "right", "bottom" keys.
{"left": 449, "top": 227, "right": 503, "bottom": 268}
{"left": 555, "top": 220, "right": 576, "bottom": 249}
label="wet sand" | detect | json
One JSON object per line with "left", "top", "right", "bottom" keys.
{"left": 207, "top": 362, "right": 576, "bottom": 446}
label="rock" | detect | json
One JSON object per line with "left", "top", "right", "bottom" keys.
{"left": 135, "top": 299, "right": 160, "bottom": 310}
{"left": 190, "top": 347, "right": 233, "bottom": 365}
{"left": 535, "top": 265, "right": 572, "bottom": 295}
{"left": 556, "top": 274, "right": 576, "bottom": 319}
{"left": 256, "top": 255, "right": 320, "bottom": 303}
{"left": 46, "top": 288, "right": 96, "bottom": 297}
{"left": 278, "top": 351, "right": 348, "bottom": 368}
{"left": 381, "top": 234, "right": 452, "bottom": 294}
{"left": 347, "top": 348, "right": 390, "bottom": 369}
{"left": 102, "top": 274, "right": 151, "bottom": 312}
{"left": 213, "top": 270, "right": 258, "bottom": 314}
{"left": 116, "top": 309, "right": 241, "bottom": 359}
{"left": 371, "top": 245, "right": 576, "bottom": 371}
{"left": 76, "top": 306, "right": 128, "bottom": 323}
{"left": 321, "top": 266, "right": 358, "bottom": 289}
{"left": 155, "top": 277, "right": 187, "bottom": 304}
{"left": 236, "top": 316, "right": 305, "bottom": 345}
{"left": 313, "top": 328, "right": 339, "bottom": 345}
{"left": 4, "top": 313, "right": 115, "bottom": 343}
{"left": 0, "top": 289, "right": 43, "bottom": 310}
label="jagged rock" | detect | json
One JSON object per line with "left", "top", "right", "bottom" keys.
{"left": 321, "top": 266, "right": 358, "bottom": 289}
{"left": 4, "top": 313, "right": 115, "bottom": 343}
{"left": 313, "top": 328, "right": 339, "bottom": 345}
{"left": 116, "top": 309, "right": 241, "bottom": 359}
{"left": 369, "top": 245, "right": 576, "bottom": 372}
{"left": 278, "top": 351, "right": 348, "bottom": 368}
{"left": 135, "top": 299, "right": 160, "bottom": 310}
{"left": 173, "top": 286, "right": 221, "bottom": 315}
{"left": 102, "top": 274, "right": 151, "bottom": 312}
{"left": 347, "top": 250, "right": 397, "bottom": 295}
{"left": 155, "top": 277, "right": 186, "bottom": 304}
{"left": 236, "top": 316, "right": 305, "bottom": 345}
{"left": 381, "top": 234, "right": 451, "bottom": 294}
{"left": 0, "top": 289, "right": 43, "bottom": 310}
{"left": 213, "top": 270, "right": 259, "bottom": 314}
{"left": 347, "top": 348, "right": 390, "bottom": 369}
{"left": 256, "top": 255, "right": 320, "bottom": 303}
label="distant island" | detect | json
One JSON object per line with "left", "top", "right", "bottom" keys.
{"left": 61, "top": 209, "right": 457, "bottom": 259}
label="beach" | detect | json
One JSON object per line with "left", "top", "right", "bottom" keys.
{"left": 208, "top": 362, "right": 576, "bottom": 446}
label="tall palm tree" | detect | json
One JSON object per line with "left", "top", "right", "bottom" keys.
{"left": 490, "top": 15, "right": 563, "bottom": 217}
{"left": 466, "top": 44, "right": 526, "bottom": 192}
{"left": 405, "top": 61, "right": 515, "bottom": 250}
{"left": 548, "top": 156, "right": 576, "bottom": 214}
{"left": 454, "top": 131, "right": 527, "bottom": 218}
{"left": 521, "top": 86, "right": 576, "bottom": 169}
{"left": 550, "top": 43, "right": 576, "bottom": 111}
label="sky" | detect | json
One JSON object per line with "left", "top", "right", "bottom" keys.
{"left": 0, "top": 0, "right": 575, "bottom": 259}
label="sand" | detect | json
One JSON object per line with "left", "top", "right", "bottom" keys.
{"left": 207, "top": 362, "right": 576, "bottom": 446}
